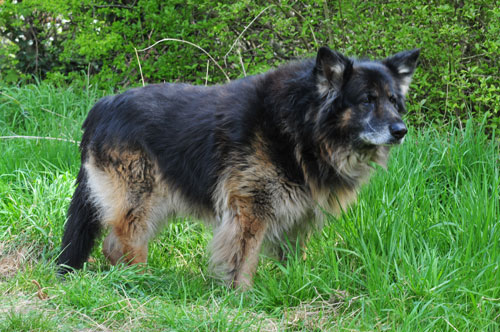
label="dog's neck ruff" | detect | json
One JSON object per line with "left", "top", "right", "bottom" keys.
{"left": 330, "top": 145, "right": 389, "bottom": 187}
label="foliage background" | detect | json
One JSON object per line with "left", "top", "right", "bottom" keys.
{"left": 0, "top": 0, "right": 499, "bottom": 129}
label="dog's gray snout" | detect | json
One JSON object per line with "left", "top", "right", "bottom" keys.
{"left": 389, "top": 122, "right": 407, "bottom": 140}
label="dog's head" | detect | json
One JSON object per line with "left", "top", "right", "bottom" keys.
{"left": 314, "top": 47, "right": 419, "bottom": 150}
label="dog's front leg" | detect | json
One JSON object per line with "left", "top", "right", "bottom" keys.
{"left": 210, "top": 200, "right": 268, "bottom": 289}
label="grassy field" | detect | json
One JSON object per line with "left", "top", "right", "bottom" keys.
{"left": 0, "top": 83, "right": 499, "bottom": 331}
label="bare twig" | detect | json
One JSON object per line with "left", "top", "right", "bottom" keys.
{"left": 237, "top": 48, "right": 246, "bottom": 77}
{"left": 28, "top": 21, "right": 39, "bottom": 75}
{"left": 223, "top": 5, "right": 273, "bottom": 66}
{"left": 337, "top": 0, "right": 346, "bottom": 48}
{"left": 309, "top": 25, "right": 319, "bottom": 48}
{"left": 147, "top": 28, "right": 155, "bottom": 41}
{"left": 270, "top": 0, "right": 305, "bottom": 23}
{"left": 134, "top": 47, "right": 145, "bottom": 86}
{"left": 138, "top": 38, "right": 230, "bottom": 82}
{"left": 461, "top": 52, "right": 488, "bottom": 61}
{"left": 0, "top": 136, "right": 79, "bottom": 144}
{"left": 205, "top": 60, "right": 210, "bottom": 86}
{"left": 87, "top": 62, "right": 91, "bottom": 86}
{"left": 323, "top": 0, "right": 333, "bottom": 45}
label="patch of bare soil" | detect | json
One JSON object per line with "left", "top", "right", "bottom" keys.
{"left": 0, "top": 242, "right": 29, "bottom": 279}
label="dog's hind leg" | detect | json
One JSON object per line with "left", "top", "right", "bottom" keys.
{"left": 102, "top": 205, "right": 152, "bottom": 266}
{"left": 85, "top": 148, "right": 159, "bottom": 267}
{"left": 210, "top": 198, "right": 268, "bottom": 289}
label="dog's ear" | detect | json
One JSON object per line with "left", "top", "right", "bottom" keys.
{"left": 383, "top": 49, "right": 420, "bottom": 95}
{"left": 315, "top": 47, "right": 352, "bottom": 94}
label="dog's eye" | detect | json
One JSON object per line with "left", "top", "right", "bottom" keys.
{"left": 362, "top": 95, "right": 377, "bottom": 105}
{"left": 389, "top": 95, "right": 397, "bottom": 105}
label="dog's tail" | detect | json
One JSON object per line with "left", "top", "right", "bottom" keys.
{"left": 58, "top": 167, "right": 101, "bottom": 274}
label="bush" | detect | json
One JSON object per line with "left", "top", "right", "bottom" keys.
{"left": 0, "top": 0, "right": 499, "bottom": 129}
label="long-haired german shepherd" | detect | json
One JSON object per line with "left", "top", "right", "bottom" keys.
{"left": 58, "top": 46, "right": 419, "bottom": 288}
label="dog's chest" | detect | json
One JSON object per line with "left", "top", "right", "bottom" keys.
{"left": 334, "top": 150, "right": 375, "bottom": 182}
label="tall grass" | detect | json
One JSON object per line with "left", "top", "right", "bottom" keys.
{"left": 0, "top": 82, "right": 498, "bottom": 331}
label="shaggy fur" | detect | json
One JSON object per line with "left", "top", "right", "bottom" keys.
{"left": 58, "top": 46, "right": 419, "bottom": 288}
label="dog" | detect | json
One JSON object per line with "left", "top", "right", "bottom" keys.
{"left": 58, "top": 46, "right": 419, "bottom": 288}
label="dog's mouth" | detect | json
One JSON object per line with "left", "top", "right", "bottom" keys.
{"left": 383, "top": 137, "right": 405, "bottom": 146}
{"left": 358, "top": 133, "right": 406, "bottom": 147}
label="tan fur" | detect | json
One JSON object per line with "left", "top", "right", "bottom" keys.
{"left": 210, "top": 134, "right": 316, "bottom": 286}
{"left": 85, "top": 146, "right": 218, "bottom": 268}
{"left": 211, "top": 197, "right": 268, "bottom": 289}
{"left": 341, "top": 108, "right": 352, "bottom": 128}
{"left": 85, "top": 149, "right": 156, "bottom": 265}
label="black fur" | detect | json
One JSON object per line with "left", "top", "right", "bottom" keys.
{"left": 58, "top": 46, "right": 419, "bottom": 277}
{"left": 58, "top": 167, "right": 101, "bottom": 273}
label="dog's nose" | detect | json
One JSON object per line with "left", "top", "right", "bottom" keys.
{"left": 389, "top": 122, "right": 407, "bottom": 140}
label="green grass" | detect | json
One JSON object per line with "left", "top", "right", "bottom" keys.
{"left": 1, "top": 82, "right": 499, "bottom": 331}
